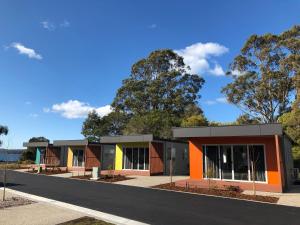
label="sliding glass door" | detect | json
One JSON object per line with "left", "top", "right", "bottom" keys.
{"left": 122, "top": 147, "right": 149, "bottom": 170}
{"left": 73, "top": 149, "right": 84, "bottom": 167}
{"left": 220, "top": 145, "right": 232, "bottom": 180}
{"left": 203, "top": 144, "right": 266, "bottom": 182}
{"left": 233, "top": 145, "right": 248, "bottom": 181}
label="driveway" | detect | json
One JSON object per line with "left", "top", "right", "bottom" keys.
{"left": 2, "top": 170, "right": 300, "bottom": 225}
{"left": 115, "top": 175, "right": 188, "bottom": 187}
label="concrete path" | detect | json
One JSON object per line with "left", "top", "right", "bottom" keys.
{"left": 243, "top": 185, "right": 300, "bottom": 207}
{"left": 3, "top": 170, "right": 300, "bottom": 225}
{"left": 115, "top": 175, "right": 188, "bottom": 187}
{"left": 0, "top": 190, "right": 85, "bottom": 225}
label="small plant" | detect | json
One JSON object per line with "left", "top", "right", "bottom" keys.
{"left": 205, "top": 166, "right": 214, "bottom": 190}
{"left": 224, "top": 185, "right": 242, "bottom": 193}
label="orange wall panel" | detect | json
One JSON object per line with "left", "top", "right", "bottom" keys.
{"left": 188, "top": 136, "right": 282, "bottom": 189}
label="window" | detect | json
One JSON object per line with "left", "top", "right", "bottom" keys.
{"left": 220, "top": 145, "right": 232, "bottom": 180}
{"left": 73, "top": 149, "right": 84, "bottom": 167}
{"left": 233, "top": 145, "right": 248, "bottom": 180}
{"left": 122, "top": 147, "right": 149, "bottom": 170}
{"left": 249, "top": 145, "right": 266, "bottom": 182}
{"left": 203, "top": 144, "right": 266, "bottom": 182}
{"left": 204, "top": 146, "right": 220, "bottom": 179}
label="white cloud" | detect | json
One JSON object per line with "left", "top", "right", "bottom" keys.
{"left": 29, "top": 113, "right": 38, "bottom": 118}
{"left": 204, "top": 97, "right": 228, "bottom": 105}
{"left": 148, "top": 24, "right": 157, "bottom": 29}
{"left": 175, "top": 42, "right": 228, "bottom": 76}
{"left": 216, "top": 97, "right": 228, "bottom": 103}
{"left": 10, "top": 43, "right": 42, "bottom": 60}
{"left": 25, "top": 101, "right": 32, "bottom": 105}
{"left": 41, "top": 21, "right": 56, "bottom": 31}
{"left": 47, "top": 100, "right": 112, "bottom": 119}
{"left": 60, "top": 20, "right": 70, "bottom": 28}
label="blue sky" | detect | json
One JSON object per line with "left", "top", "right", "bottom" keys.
{"left": 0, "top": 0, "right": 299, "bottom": 148}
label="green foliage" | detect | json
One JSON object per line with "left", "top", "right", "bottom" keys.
{"left": 222, "top": 26, "right": 299, "bottom": 122}
{"left": 20, "top": 148, "right": 36, "bottom": 162}
{"left": 124, "top": 110, "right": 181, "bottom": 138}
{"left": 181, "top": 114, "right": 208, "bottom": 127}
{"left": 82, "top": 49, "right": 205, "bottom": 140}
{"left": 0, "top": 125, "right": 8, "bottom": 146}
{"left": 235, "top": 114, "right": 260, "bottom": 125}
{"left": 112, "top": 49, "right": 204, "bottom": 118}
{"left": 29, "top": 137, "right": 49, "bottom": 143}
{"left": 81, "top": 110, "right": 129, "bottom": 141}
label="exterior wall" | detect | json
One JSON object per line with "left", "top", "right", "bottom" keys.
{"left": 45, "top": 146, "right": 60, "bottom": 165}
{"left": 35, "top": 147, "right": 41, "bottom": 164}
{"left": 164, "top": 141, "right": 189, "bottom": 175}
{"left": 282, "top": 135, "right": 295, "bottom": 189}
{"left": 189, "top": 136, "right": 284, "bottom": 192}
{"left": 67, "top": 147, "right": 73, "bottom": 168}
{"left": 115, "top": 144, "right": 123, "bottom": 170}
{"left": 150, "top": 142, "right": 164, "bottom": 175}
{"left": 85, "top": 145, "right": 101, "bottom": 170}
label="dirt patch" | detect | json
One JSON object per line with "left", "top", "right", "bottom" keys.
{"left": 0, "top": 197, "right": 34, "bottom": 209}
{"left": 58, "top": 216, "right": 115, "bottom": 225}
{"left": 153, "top": 183, "right": 279, "bottom": 203}
{"left": 72, "top": 174, "right": 133, "bottom": 183}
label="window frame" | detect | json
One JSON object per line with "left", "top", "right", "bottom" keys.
{"left": 202, "top": 144, "right": 268, "bottom": 184}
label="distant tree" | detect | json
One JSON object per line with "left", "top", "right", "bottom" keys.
{"left": 0, "top": 125, "right": 8, "bottom": 146}
{"left": 235, "top": 114, "right": 260, "bottom": 125}
{"left": 278, "top": 105, "right": 300, "bottom": 168}
{"left": 222, "top": 26, "right": 299, "bottom": 122}
{"left": 181, "top": 114, "right": 209, "bottom": 127}
{"left": 111, "top": 49, "right": 204, "bottom": 138}
{"left": 29, "top": 137, "right": 49, "bottom": 143}
{"left": 82, "top": 110, "right": 129, "bottom": 141}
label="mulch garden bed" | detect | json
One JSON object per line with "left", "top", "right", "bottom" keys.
{"left": 58, "top": 216, "right": 115, "bottom": 225}
{"left": 0, "top": 197, "right": 34, "bottom": 209}
{"left": 153, "top": 183, "right": 279, "bottom": 203}
{"left": 27, "top": 168, "right": 69, "bottom": 175}
{"left": 72, "top": 174, "right": 133, "bottom": 183}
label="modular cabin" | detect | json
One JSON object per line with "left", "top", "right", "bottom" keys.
{"left": 100, "top": 134, "right": 189, "bottom": 176}
{"left": 23, "top": 141, "right": 62, "bottom": 167}
{"left": 173, "top": 123, "right": 295, "bottom": 193}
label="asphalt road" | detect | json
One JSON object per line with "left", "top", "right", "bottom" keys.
{"left": 1, "top": 170, "right": 300, "bottom": 225}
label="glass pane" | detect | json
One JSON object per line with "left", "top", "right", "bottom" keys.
{"left": 139, "top": 148, "right": 145, "bottom": 170}
{"left": 133, "top": 148, "right": 138, "bottom": 169}
{"left": 220, "top": 145, "right": 232, "bottom": 179}
{"left": 73, "top": 150, "right": 78, "bottom": 166}
{"left": 78, "top": 150, "right": 84, "bottom": 167}
{"left": 202, "top": 146, "right": 206, "bottom": 177}
{"left": 145, "top": 148, "right": 149, "bottom": 170}
{"left": 233, "top": 145, "right": 248, "bottom": 180}
{"left": 205, "top": 146, "right": 220, "bottom": 179}
{"left": 127, "top": 148, "right": 133, "bottom": 169}
{"left": 249, "top": 145, "right": 266, "bottom": 182}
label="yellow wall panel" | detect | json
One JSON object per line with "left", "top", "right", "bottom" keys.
{"left": 67, "top": 147, "right": 73, "bottom": 168}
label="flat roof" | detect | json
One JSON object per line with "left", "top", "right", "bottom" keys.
{"left": 23, "top": 142, "right": 49, "bottom": 147}
{"left": 173, "top": 123, "right": 283, "bottom": 138}
{"left": 100, "top": 134, "right": 154, "bottom": 143}
{"left": 53, "top": 139, "right": 89, "bottom": 146}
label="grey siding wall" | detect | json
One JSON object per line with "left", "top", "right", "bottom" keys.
{"left": 164, "top": 141, "right": 189, "bottom": 175}
{"left": 282, "top": 135, "right": 295, "bottom": 189}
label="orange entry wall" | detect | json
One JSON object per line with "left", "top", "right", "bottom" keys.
{"left": 189, "top": 136, "right": 283, "bottom": 192}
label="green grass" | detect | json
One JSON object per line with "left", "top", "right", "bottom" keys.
{"left": 58, "top": 217, "right": 115, "bottom": 225}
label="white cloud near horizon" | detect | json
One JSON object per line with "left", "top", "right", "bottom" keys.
{"left": 41, "top": 21, "right": 56, "bottom": 31}
{"left": 204, "top": 97, "right": 228, "bottom": 105}
{"left": 175, "top": 42, "right": 229, "bottom": 76}
{"left": 41, "top": 20, "right": 70, "bottom": 31}
{"left": 45, "top": 100, "right": 112, "bottom": 119}
{"left": 148, "top": 24, "right": 157, "bottom": 29}
{"left": 10, "top": 43, "right": 42, "bottom": 60}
